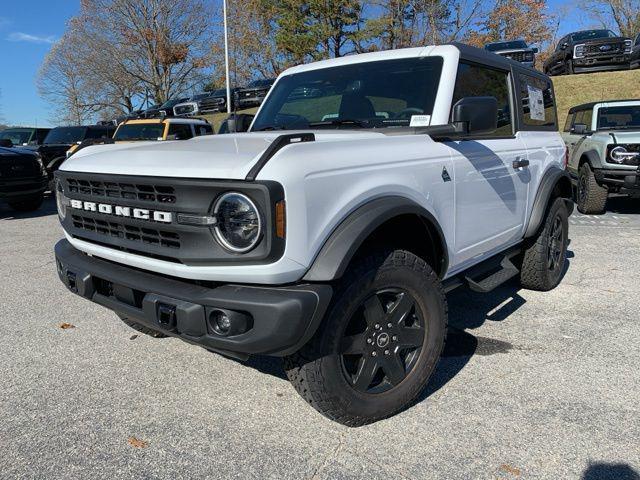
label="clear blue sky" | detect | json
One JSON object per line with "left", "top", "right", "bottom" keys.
{"left": 0, "top": 0, "right": 593, "bottom": 128}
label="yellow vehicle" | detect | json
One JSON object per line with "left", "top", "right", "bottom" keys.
{"left": 66, "top": 117, "right": 214, "bottom": 158}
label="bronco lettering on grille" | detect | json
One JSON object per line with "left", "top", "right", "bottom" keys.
{"left": 69, "top": 199, "right": 172, "bottom": 223}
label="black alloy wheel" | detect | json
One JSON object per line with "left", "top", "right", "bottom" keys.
{"left": 340, "top": 288, "right": 425, "bottom": 394}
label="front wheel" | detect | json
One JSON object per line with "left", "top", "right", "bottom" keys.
{"left": 284, "top": 249, "right": 447, "bottom": 426}
{"left": 577, "top": 163, "right": 608, "bottom": 214}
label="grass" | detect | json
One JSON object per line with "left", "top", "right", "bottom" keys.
{"left": 552, "top": 69, "right": 640, "bottom": 127}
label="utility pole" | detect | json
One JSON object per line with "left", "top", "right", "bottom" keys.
{"left": 223, "top": 0, "right": 231, "bottom": 115}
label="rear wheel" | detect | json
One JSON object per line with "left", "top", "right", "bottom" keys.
{"left": 8, "top": 194, "right": 44, "bottom": 212}
{"left": 284, "top": 249, "right": 447, "bottom": 426}
{"left": 520, "top": 197, "right": 569, "bottom": 291}
{"left": 577, "top": 163, "right": 608, "bottom": 214}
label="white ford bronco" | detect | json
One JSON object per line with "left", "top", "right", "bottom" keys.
{"left": 54, "top": 43, "right": 573, "bottom": 426}
{"left": 563, "top": 99, "right": 640, "bottom": 214}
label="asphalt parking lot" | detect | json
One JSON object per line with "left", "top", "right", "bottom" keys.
{"left": 1, "top": 196, "right": 639, "bottom": 480}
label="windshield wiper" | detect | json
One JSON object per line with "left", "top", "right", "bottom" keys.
{"left": 307, "top": 119, "right": 370, "bottom": 128}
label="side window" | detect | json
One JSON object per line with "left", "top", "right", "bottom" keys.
{"left": 451, "top": 62, "right": 513, "bottom": 137}
{"left": 168, "top": 124, "right": 194, "bottom": 140}
{"left": 36, "top": 129, "right": 49, "bottom": 143}
{"left": 582, "top": 109, "right": 593, "bottom": 130}
{"left": 86, "top": 128, "right": 111, "bottom": 139}
{"left": 563, "top": 114, "right": 574, "bottom": 132}
{"left": 196, "top": 124, "right": 213, "bottom": 136}
{"left": 518, "top": 74, "right": 557, "bottom": 129}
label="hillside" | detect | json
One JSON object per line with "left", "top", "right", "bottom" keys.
{"left": 552, "top": 69, "right": 640, "bottom": 126}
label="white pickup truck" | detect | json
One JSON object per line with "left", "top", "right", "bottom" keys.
{"left": 54, "top": 43, "right": 573, "bottom": 426}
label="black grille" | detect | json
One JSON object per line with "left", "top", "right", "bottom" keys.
{"left": 72, "top": 214, "right": 181, "bottom": 248}
{"left": 174, "top": 104, "right": 196, "bottom": 116}
{"left": 502, "top": 51, "right": 533, "bottom": 62}
{"left": 0, "top": 157, "right": 41, "bottom": 179}
{"left": 65, "top": 178, "right": 176, "bottom": 204}
{"left": 583, "top": 42, "right": 625, "bottom": 55}
{"left": 199, "top": 97, "right": 225, "bottom": 111}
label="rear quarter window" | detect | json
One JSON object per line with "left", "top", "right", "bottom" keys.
{"left": 518, "top": 74, "right": 557, "bottom": 130}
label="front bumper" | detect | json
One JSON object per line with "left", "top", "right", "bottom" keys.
{"left": 594, "top": 167, "right": 640, "bottom": 191}
{"left": 0, "top": 175, "right": 48, "bottom": 200}
{"left": 573, "top": 54, "right": 630, "bottom": 72}
{"left": 55, "top": 239, "right": 332, "bottom": 359}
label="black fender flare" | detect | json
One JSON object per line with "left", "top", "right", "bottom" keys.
{"left": 524, "top": 167, "right": 574, "bottom": 238}
{"left": 580, "top": 149, "right": 602, "bottom": 169}
{"left": 46, "top": 156, "right": 67, "bottom": 174}
{"left": 302, "top": 196, "right": 448, "bottom": 282}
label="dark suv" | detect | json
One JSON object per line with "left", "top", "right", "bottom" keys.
{"left": 236, "top": 79, "right": 276, "bottom": 109}
{"left": 544, "top": 29, "right": 632, "bottom": 75}
{"left": 484, "top": 40, "right": 538, "bottom": 68}
{"left": 39, "top": 125, "right": 115, "bottom": 185}
{"left": 0, "top": 142, "right": 48, "bottom": 211}
{"left": 0, "top": 127, "right": 50, "bottom": 147}
{"left": 631, "top": 33, "right": 640, "bottom": 69}
{"left": 173, "top": 88, "right": 240, "bottom": 116}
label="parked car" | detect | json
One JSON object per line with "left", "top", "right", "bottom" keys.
{"left": 0, "top": 127, "right": 51, "bottom": 147}
{"left": 236, "top": 79, "right": 276, "bottom": 109}
{"left": 53, "top": 42, "right": 573, "bottom": 426}
{"left": 484, "top": 39, "right": 538, "bottom": 67}
{"left": 140, "top": 98, "right": 189, "bottom": 118}
{"left": 544, "top": 29, "right": 633, "bottom": 75}
{"left": 563, "top": 99, "right": 640, "bottom": 213}
{"left": 630, "top": 33, "right": 640, "bottom": 69}
{"left": 38, "top": 125, "right": 116, "bottom": 187}
{"left": 217, "top": 113, "right": 255, "bottom": 134}
{"left": 112, "top": 117, "right": 213, "bottom": 142}
{"left": 0, "top": 142, "right": 48, "bottom": 211}
{"left": 173, "top": 88, "right": 240, "bottom": 116}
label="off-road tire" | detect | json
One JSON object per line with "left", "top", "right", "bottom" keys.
{"left": 117, "top": 314, "right": 168, "bottom": 338}
{"left": 283, "top": 249, "right": 447, "bottom": 427}
{"left": 8, "top": 194, "right": 44, "bottom": 212}
{"left": 577, "top": 163, "right": 608, "bottom": 214}
{"left": 520, "top": 197, "right": 569, "bottom": 291}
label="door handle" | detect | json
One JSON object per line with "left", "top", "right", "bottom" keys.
{"left": 513, "top": 158, "right": 530, "bottom": 169}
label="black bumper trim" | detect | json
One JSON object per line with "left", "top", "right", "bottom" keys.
{"left": 55, "top": 239, "right": 332, "bottom": 358}
{"left": 0, "top": 176, "right": 48, "bottom": 199}
{"left": 594, "top": 168, "right": 640, "bottom": 190}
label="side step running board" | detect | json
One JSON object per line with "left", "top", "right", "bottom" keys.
{"left": 463, "top": 256, "right": 519, "bottom": 293}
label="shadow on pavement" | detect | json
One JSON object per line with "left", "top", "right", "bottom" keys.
{"left": 0, "top": 195, "right": 57, "bottom": 220}
{"left": 606, "top": 195, "right": 640, "bottom": 215}
{"left": 582, "top": 462, "right": 640, "bottom": 480}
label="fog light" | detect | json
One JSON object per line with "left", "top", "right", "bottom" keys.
{"left": 212, "top": 311, "right": 231, "bottom": 335}
{"left": 208, "top": 309, "right": 252, "bottom": 337}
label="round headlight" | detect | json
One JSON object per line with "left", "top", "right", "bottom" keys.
{"left": 55, "top": 180, "right": 68, "bottom": 220}
{"left": 610, "top": 146, "right": 627, "bottom": 163}
{"left": 213, "top": 192, "right": 262, "bottom": 253}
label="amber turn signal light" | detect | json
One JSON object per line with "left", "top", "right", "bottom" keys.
{"left": 275, "top": 200, "right": 286, "bottom": 239}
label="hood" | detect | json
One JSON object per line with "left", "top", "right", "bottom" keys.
{"left": 605, "top": 130, "right": 640, "bottom": 143}
{"left": 580, "top": 36, "right": 629, "bottom": 45}
{"left": 495, "top": 48, "right": 533, "bottom": 55}
{"left": 0, "top": 145, "right": 38, "bottom": 158}
{"left": 60, "top": 130, "right": 387, "bottom": 180}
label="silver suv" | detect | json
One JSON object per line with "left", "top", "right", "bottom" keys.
{"left": 563, "top": 100, "right": 640, "bottom": 213}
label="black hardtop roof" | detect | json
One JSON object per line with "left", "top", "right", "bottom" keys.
{"left": 449, "top": 42, "right": 549, "bottom": 80}
{"left": 569, "top": 99, "right": 640, "bottom": 113}
{"left": 51, "top": 124, "right": 114, "bottom": 129}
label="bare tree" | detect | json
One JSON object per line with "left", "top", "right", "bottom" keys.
{"left": 38, "top": 34, "right": 100, "bottom": 125}
{"left": 81, "top": 0, "right": 215, "bottom": 104}
{"left": 580, "top": 0, "right": 640, "bottom": 37}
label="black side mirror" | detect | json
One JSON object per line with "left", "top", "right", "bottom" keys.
{"left": 0, "top": 138, "right": 13, "bottom": 148}
{"left": 532, "top": 47, "right": 539, "bottom": 53}
{"left": 560, "top": 43, "right": 568, "bottom": 50}
{"left": 451, "top": 96, "right": 498, "bottom": 135}
{"left": 572, "top": 123, "right": 587, "bottom": 135}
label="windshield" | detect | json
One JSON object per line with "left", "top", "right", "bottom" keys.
{"left": 597, "top": 105, "right": 640, "bottom": 129}
{"left": 251, "top": 57, "right": 444, "bottom": 131}
{"left": 572, "top": 30, "right": 618, "bottom": 42}
{"left": 0, "top": 129, "right": 33, "bottom": 145}
{"left": 160, "top": 98, "right": 187, "bottom": 108}
{"left": 114, "top": 123, "right": 165, "bottom": 141}
{"left": 43, "top": 127, "right": 87, "bottom": 144}
{"left": 485, "top": 40, "right": 528, "bottom": 51}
